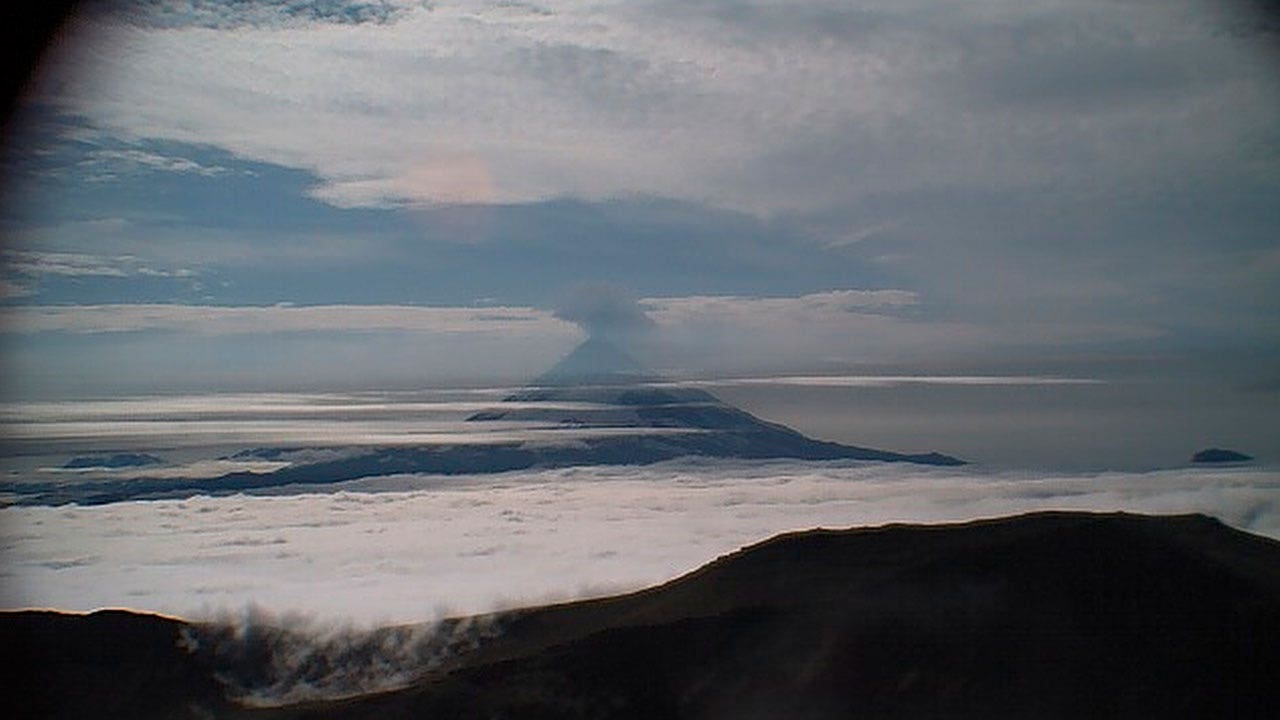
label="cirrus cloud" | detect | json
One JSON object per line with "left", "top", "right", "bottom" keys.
{"left": 37, "top": 0, "right": 1278, "bottom": 218}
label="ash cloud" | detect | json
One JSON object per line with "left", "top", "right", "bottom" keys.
{"left": 553, "top": 283, "right": 654, "bottom": 339}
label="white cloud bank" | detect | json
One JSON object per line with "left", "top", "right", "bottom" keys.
{"left": 2, "top": 460, "right": 1275, "bottom": 625}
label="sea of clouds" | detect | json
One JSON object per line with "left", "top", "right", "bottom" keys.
{"left": 2, "top": 459, "right": 1275, "bottom": 625}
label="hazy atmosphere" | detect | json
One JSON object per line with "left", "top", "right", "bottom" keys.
{"left": 3, "top": 1, "right": 1279, "bottom": 470}
{"left": 3, "top": 7, "right": 1280, "bottom": 717}
{"left": 2, "top": 0, "right": 1279, "bottom": 634}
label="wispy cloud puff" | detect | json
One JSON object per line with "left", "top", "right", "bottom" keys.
{"left": 197, "top": 606, "right": 503, "bottom": 706}
{"left": 4, "top": 251, "right": 197, "bottom": 279}
{"left": 2, "top": 461, "right": 1275, "bottom": 624}
{"left": 78, "top": 148, "right": 243, "bottom": 179}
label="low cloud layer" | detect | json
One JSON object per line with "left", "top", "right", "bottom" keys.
{"left": 2, "top": 303, "right": 567, "bottom": 335}
{"left": 0, "top": 289, "right": 1157, "bottom": 380}
{"left": 3, "top": 461, "right": 1275, "bottom": 624}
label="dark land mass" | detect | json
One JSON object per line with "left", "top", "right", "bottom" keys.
{"left": 6, "top": 511, "right": 1280, "bottom": 719}
{"left": 5, "top": 338, "right": 960, "bottom": 506}
{"left": 62, "top": 453, "right": 165, "bottom": 469}
{"left": 1192, "top": 447, "right": 1254, "bottom": 463}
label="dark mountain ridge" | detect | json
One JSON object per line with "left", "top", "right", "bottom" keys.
{"left": 6, "top": 511, "right": 1279, "bottom": 719}
{"left": 1192, "top": 447, "right": 1253, "bottom": 463}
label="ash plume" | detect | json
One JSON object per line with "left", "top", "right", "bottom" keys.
{"left": 553, "top": 283, "right": 654, "bottom": 339}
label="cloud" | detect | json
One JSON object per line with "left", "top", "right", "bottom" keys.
{"left": 2, "top": 461, "right": 1276, "bottom": 624}
{"left": 107, "top": 0, "right": 416, "bottom": 30}
{"left": 194, "top": 606, "right": 503, "bottom": 706}
{"left": 3, "top": 0, "right": 1276, "bottom": 401}
{"left": 630, "top": 289, "right": 1161, "bottom": 375}
{"left": 79, "top": 148, "right": 241, "bottom": 179}
{"left": 553, "top": 283, "right": 654, "bottom": 337}
{"left": 8, "top": 0, "right": 1275, "bottom": 379}
{"left": 3, "top": 251, "right": 198, "bottom": 279}
{"left": 643, "top": 289, "right": 920, "bottom": 321}
{"left": 1, "top": 303, "right": 569, "bottom": 335}
{"left": 0, "top": 279, "right": 35, "bottom": 298}
{"left": 0, "top": 290, "right": 1167, "bottom": 395}
{"left": 664, "top": 374, "right": 1103, "bottom": 389}
{"left": 36, "top": 0, "right": 1275, "bottom": 216}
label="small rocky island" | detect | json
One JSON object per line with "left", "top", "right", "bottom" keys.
{"left": 1191, "top": 448, "right": 1254, "bottom": 464}
{"left": 62, "top": 453, "right": 164, "bottom": 469}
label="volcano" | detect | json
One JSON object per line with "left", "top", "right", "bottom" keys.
{"left": 9, "top": 338, "right": 960, "bottom": 506}
{"left": 469, "top": 336, "right": 961, "bottom": 465}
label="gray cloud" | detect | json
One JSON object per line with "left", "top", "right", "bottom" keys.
{"left": 5, "top": 0, "right": 1276, "bottom": 404}
{"left": 1, "top": 302, "right": 565, "bottom": 335}
{"left": 3, "top": 250, "right": 198, "bottom": 279}
{"left": 0, "top": 290, "right": 1173, "bottom": 398}
{"left": 106, "top": 0, "right": 415, "bottom": 29}
{"left": 43, "top": 0, "right": 1266, "bottom": 209}
{"left": 553, "top": 283, "right": 654, "bottom": 338}
{"left": 34, "top": 1, "right": 1280, "bottom": 261}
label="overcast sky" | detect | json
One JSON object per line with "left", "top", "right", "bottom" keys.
{"left": 1, "top": 0, "right": 1277, "bottom": 405}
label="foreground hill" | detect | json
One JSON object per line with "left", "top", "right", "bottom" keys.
{"left": 6, "top": 511, "right": 1279, "bottom": 718}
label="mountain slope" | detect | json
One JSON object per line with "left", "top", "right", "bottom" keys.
{"left": 532, "top": 335, "right": 653, "bottom": 386}
{"left": 325, "top": 511, "right": 1278, "bottom": 720}
{"left": 469, "top": 337, "right": 963, "bottom": 463}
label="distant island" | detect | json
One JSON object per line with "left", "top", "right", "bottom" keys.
{"left": 62, "top": 453, "right": 164, "bottom": 470}
{"left": 1191, "top": 448, "right": 1253, "bottom": 464}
